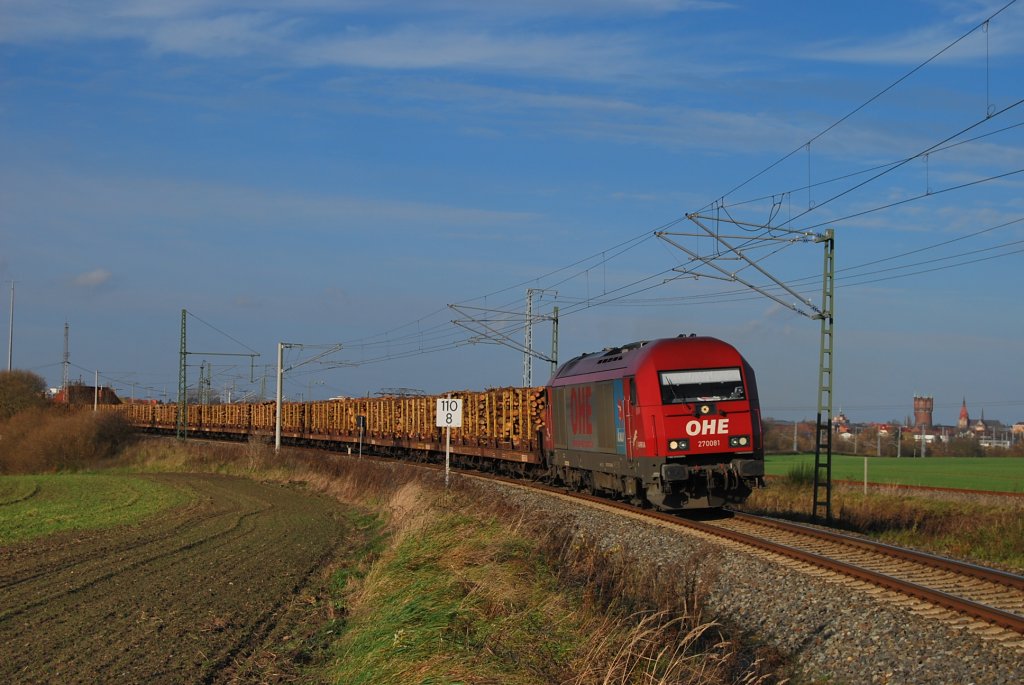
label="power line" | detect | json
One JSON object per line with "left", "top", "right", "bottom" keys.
{"left": 788, "top": 107, "right": 1024, "bottom": 231}
{"left": 703, "top": 0, "right": 1020, "bottom": 211}
{"left": 185, "top": 310, "right": 260, "bottom": 355}
{"left": 719, "top": 119, "right": 1024, "bottom": 213}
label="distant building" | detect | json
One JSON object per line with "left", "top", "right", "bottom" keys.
{"left": 923, "top": 396, "right": 1015, "bottom": 446}
{"left": 913, "top": 395, "right": 934, "bottom": 430}
{"left": 52, "top": 383, "right": 121, "bottom": 405}
{"left": 958, "top": 398, "right": 970, "bottom": 431}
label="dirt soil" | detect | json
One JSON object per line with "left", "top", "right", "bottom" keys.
{"left": 0, "top": 472, "right": 355, "bottom": 684}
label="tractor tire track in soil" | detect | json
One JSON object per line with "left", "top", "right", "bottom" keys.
{"left": 0, "top": 473, "right": 354, "bottom": 683}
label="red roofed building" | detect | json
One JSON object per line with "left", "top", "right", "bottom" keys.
{"left": 52, "top": 383, "right": 121, "bottom": 406}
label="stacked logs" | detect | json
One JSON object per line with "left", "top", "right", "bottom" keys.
{"left": 111, "top": 385, "right": 551, "bottom": 447}
{"left": 530, "top": 388, "right": 547, "bottom": 433}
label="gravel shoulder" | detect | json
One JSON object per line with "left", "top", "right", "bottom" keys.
{"left": 471, "top": 477, "right": 1024, "bottom": 685}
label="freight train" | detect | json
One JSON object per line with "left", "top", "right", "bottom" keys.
{"left": 115, "top": 335, "right": 764, "bottom": 510}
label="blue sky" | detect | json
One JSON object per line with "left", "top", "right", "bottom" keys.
{"left": 2, "top": 0, "right": 1023, "bottom": 425}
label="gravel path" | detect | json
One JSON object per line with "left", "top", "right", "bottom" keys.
{"left": 470, "top": 477, "right": 1024, "bottom": 685}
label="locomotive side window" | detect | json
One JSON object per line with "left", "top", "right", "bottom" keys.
{"left": 659, "top": 368, "right": 745, "bottom": 404}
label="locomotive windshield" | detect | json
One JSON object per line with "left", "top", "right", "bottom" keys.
{"left": 659, "top": 368, "right": 745, "bottom": 404}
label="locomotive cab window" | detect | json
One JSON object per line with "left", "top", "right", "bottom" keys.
{"left": 659, "top": 368, "right": 745, "bottom": 404}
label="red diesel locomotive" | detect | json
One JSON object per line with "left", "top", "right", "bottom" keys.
{"left": 545, "top": 335, "right": 764, "bottom": 510}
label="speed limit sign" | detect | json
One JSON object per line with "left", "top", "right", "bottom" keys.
{"left": 436, "top": 398, "right": 463, "bottom": 428}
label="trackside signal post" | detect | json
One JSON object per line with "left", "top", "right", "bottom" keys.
{"left": 436, "top": 397, "right": 463, "bottom": 489}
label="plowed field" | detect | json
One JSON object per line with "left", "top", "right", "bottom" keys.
{"left": 0, "top": 472, "right": 350, "bottom": 683}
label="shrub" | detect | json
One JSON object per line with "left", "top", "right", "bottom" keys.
{"left": 0, "top": 370, "right": 47, "bottom": 421}
{"left": 0, "top": 409, "right": 134, "bottom": 473}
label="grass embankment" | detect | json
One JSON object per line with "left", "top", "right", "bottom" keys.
{"left": 0, "top": 473, "right": 193, "bottom": 544}
{"left": 740, "top": 461, "right": 1024, "bottom": 573}
{"left": 763, "top": 453, "right": 1024, "bottom": 492}
{"left": 327, "top": 493, "right": 585, "bottom": 683}
{"left": 122, "top": 438, "right": 780, "bottom": 684}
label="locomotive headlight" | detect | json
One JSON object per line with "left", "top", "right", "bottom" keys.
{"left": 729, "top": 435, "right": 750, "bottom": 448}
{"left": 668, "top": 438, "right": 690, "bottom": 451}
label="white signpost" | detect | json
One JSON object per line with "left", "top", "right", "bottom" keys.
{"left": 436, "top": 397, "right": 463, "bottom": 489}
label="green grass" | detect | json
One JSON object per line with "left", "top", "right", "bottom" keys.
{"left": 326, "top": 509, "right": 584, "bottom": 684}
{"left": 765, "top": 454, "right": 1024, "bottom": 492}
{"left": 0, "top": 473, "right": 193, "bottom": 544}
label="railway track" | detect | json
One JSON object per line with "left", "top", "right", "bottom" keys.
{"left": 703, "top": 512, "right": 1024, "bottom": 632}
{"left": 515, "top": 485, "right": 1024, "bottom": 644}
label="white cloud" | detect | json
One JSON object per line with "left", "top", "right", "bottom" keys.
{"left": 0, "top": 164, "right": 539, "bottom": 240}
{"left": 294, "top": 28, "right": 644, "bottom": 80}
{"left": 74, "top": 268, "right": 113, "bottom": 287}
{"left": 800, "top": 4, "right": 1024, "bottom": 65}
{"left": 0, "top": 0, "right": 736, "bottom": 83}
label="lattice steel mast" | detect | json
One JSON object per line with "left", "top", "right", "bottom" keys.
{"left": 812, "top": 231, "right": 835, "bottom": 522}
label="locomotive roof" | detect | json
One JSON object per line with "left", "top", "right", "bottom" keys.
{"left": 548, "top": 335, "right": 743, "bottom": 385}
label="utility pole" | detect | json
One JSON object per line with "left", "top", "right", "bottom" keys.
{"left": 7, "top": 281, "right": 15, "bottom": 371}
{"left": 451, "top": 289, "right": 557, "bottom": 386}
{"left": 274, "top": 341, "right": 345, "bottom": 451}
{"left": 178, "top": 309, "right": 187, "bottom": 439}
{"left": 811, "top": 230, "right": 835, "bottom": 522}
{"left": 276, "top": 343, "right": 286, "bottom": 450}
{"left": 550, "top": 305, "right": 559, "bottom": 378}
{"left": 198, "top": 361, "right": 212, "bottom": 405}
{"left": 523, "top": 289, "right": 558, "bottom": 386}
{"left": 62, "top": 322, "right": 70, "bottom": 401}
{"left": 523, "top": 289, "right": 534, "bottom": 387}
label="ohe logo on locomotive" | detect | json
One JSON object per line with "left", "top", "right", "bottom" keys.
{"left": 684, "top": 417, "right": 730, "bottom": 436}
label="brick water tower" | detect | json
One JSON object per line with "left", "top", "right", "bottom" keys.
{"left": 913, "top": 395, "right": 934, "bottom": 430}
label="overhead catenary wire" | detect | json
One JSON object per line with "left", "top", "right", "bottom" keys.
{"left": 714, "top": 119, "right": 1024, "bottom": 213}
{"left": 315, "top": 210, "right": 1024, "bottom": 366}
{"left": 782, "top": 103, "right": 1024, "bottom": 231}
{"left": 701, "top": 0, "right": 1021, "bottom": 213}
{"left": 185, "top": 310, "right": 260, "bottom": 356}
